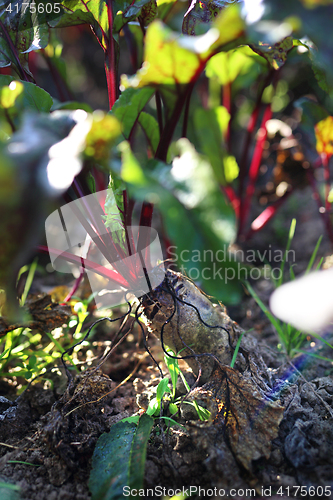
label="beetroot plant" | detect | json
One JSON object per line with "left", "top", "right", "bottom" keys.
{"left": 3, "top": 1, "right": 332, "bottom": 493}
{"left": 0, "top": 0, "right": 332, "bottom": 387}
{"left": 0, "top": 0, "right": 332, "bottom": 318}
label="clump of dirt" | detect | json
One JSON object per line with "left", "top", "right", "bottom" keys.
{"left": 137, "top": 349, "right": 333, "bottom": 499}
{"left": 0, "top": 365, "right": 138, "bottom": 499}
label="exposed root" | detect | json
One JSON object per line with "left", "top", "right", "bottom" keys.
{"left": 60, "top": 302, "right": 132, "bottom": 382}
{"left": 36, "top": 267, "right": 285, "bottom": 479}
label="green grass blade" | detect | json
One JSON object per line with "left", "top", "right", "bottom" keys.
{"left": 278, "top": 218, "right": 296, "bottom": 287}
{"left": 305, "top": 235, "right": 323, "bottom": 274}
{"left": 158, "top": 416, "right": 187, "bottom": 431}
{"left": 0, "top": 482, "right": 20, "bottom": 491}
{"left": 20, "top": 258, "right": 38, "bottom": 306}
{"left": 230, "top": 330, "right": 245, "bottom": 368}
{"left": 245, "top": 281, "right": 285, "bottom": 338}
{"left": 294, "top": 349, "right": 333, "bottom": 363}
{"left": 156, "top": 376, "right": 171, "bottom": 403}
{"left": 164, "top": 348, "right": 179, "bottom": 398}
{"left": 44, "top": 332, "right": 78, "bottom": 371}
{"left": 7, "top": 461, "right": 40, "bottom": 467}
{"left": 289, "top": 265, "right": 296, "bottom": 281}
{"left": 179, "top": 370, "right": 191, "bottom": 392}
{"left": 0, "top": 348, "right": 9, "bottom": 361}
{"left": 308, "top": 332, "right": 333, "bottom": 350}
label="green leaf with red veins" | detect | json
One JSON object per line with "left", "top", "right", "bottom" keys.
{"left": 0, "top": 0, "right": 58, "bottom": 76}
{"left": 0, "top": 75, "right": 53, "bottom": 130}
{"left": 122, "top": 20, "right": 206, "bottom": 88}
{"left": 120, "top": 5, "right": 244, "bottom": 122}
{"left": 182, "top": 0, "right": 240, "bottom": 36}
{"left": 113, "top": 0, "right": 158, "bottom": 33}
{"left": 118, "top": 139, "right": 241, "bottom": 304}
{"left": 50, "top": 0, "right": 158, "bottom": 44}
{"left": 120, "top": 5, "right": 244, "bottom": 104}
{"left": 250, "top": 36, "right": 293, "bottom": 70}
{"left": 138, "top": 0, "right": 157, "bottom": 26}
{"left": 206, "top": 46, "right": 261, "bottom": 86}
{"left": 111, "top": 87, "right": 155, "bottom": 139}
{"left": 50, "top": 0, "right": 109, "bottom": 49}
{"left": 258, "top": 0, "right": 333, "bottom": 90}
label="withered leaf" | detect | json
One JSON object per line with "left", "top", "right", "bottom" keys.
{"left": 189, "top": 366, "right": 284, "bottom": 472}
{"left": 0, "top": 293, "right": 71, "bottom": 335}
{"left": 26, "top": 293, "right": 71, "bottom": 331}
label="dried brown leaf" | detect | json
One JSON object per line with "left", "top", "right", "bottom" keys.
{"left": 190, "top": 366, "right": 284, "bottom": 471}
{"left": 0, "top": 293, "right": 71, "bottom": 335}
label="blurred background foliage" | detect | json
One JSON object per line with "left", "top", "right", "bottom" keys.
{"left": 0, "top": 0, "right": 333, "bottom": 316}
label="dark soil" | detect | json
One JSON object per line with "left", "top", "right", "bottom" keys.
{"left": 1, "top": 191, "right": 333, "bottom": 500}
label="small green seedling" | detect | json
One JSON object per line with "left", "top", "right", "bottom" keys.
{"left": 69, "top": 292, "right": 97, "bottom": 340}
{"left": 230, "top": 330, "right": 246, "bottom": 368}
{"left": 146, "top": 347, "right": 211, "bottom": 423}
{"left": 0, "top": 260, "right": 63, "bottom": 384}
{"left": 18, "top": 257, "right": 38, "bottom": 307}
{"left": 146, "top": 376, "right": 172, "bottom": 417}
{"left": 0, "top": 262, "right": 95, "bottom": 387}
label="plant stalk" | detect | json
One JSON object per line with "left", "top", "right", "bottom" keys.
{"left": 222, "top": 81, "right": 232, "bottom": 151}
{"left": 182, "top": 85, "right": 194, "bottom": 138}
{"left": 105, "top": 0, "right": 117, "bottom": 109}
{"left": 237, "top": 68, "right": 275, "bottom": 237}
{"left": 245, "top": 188, "right": 293, "bottom": 239}
{"left": 41, "top": 49, "right": 74, "bottom": 102}
{"left": 155, "top": 91, "right": 164, "bottom": 136}
{"left": 239, "top": 103, "right": 272, "bottom": 238}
